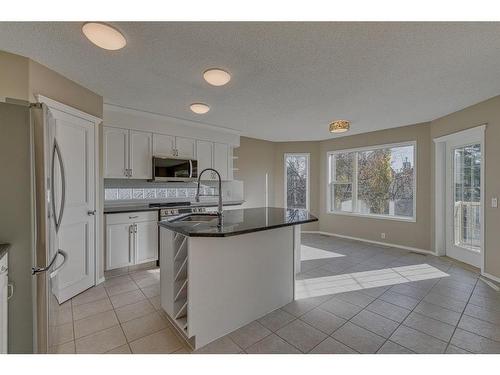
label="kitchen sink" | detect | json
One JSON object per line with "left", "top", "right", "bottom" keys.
{"left": 174, "top": 214, "right": 219, "bottom": 223}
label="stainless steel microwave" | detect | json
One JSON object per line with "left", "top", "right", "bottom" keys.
{"left": 151, "top": 157, "right": 198, "bottom": 181}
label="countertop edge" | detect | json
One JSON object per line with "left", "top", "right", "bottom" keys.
{"left": 158, "top": 216, "right": 318, "bottom": 237}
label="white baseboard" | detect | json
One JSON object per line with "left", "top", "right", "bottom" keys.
{"left": 481, "top": 272, "right": 500, "bottom": 284}
{"left": 302, "top": 230, "right": 436, "bottom": 256}
{"left": 96, "top": 276, "right": 106, "bottom": 285}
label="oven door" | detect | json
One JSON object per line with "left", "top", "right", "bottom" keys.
{"left": 153, "top": 157, "right": 197, "bottom": 181}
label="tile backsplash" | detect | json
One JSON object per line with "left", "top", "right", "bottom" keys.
{"left": 105, "top": 186, "right": 215, "bottom": 201}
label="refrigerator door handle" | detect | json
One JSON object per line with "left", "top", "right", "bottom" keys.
{"left": 51, "top": 139, "right": 66, "bottom": 233}
{"left": 32, "top": 249, "right": 67, "bottom": 276}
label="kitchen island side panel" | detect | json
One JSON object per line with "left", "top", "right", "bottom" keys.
{"left": 188, "top": 226, "right": 294, "bottom": 348}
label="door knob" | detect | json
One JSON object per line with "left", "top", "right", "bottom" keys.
{"left": 87, "top": 210, "right": 96, "bottom": 216}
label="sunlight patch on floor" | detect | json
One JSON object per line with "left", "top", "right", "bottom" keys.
{"left": 300, "top": 245, "right": 345, "bottom": 261}
{"left": 295, "top": 263, "right": 448, "bottom": 299}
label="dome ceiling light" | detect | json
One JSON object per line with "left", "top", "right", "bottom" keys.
{"left": 190, "top": 103, "right": 210, "bottom": 114}
{"left": 82, "top": 22, "right": 127, "bottom": 50}
{"left": 203, "top": 68, "right": 231, "bottom": 86}
{"left": 329, "top": 120, "right": 350, "bottom": 133}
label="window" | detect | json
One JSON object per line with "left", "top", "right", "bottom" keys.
{"left": 328, "top": 142, "right": 416, "bottom": 220}
{"left": 285, "top": 153, "right": 309, "bottom": 210}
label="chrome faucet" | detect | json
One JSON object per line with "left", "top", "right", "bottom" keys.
{"left": 195, "top": 168, "right": 223, "bottom": 227}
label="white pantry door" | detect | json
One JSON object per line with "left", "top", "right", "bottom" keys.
{"left": 50, "top": 108, "right": 96, "bottom": 303}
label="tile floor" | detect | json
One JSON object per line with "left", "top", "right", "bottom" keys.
{"left": 49, "top": 233, "right": 500, "bottom": 354}
{"left": 49, "top": 267, "right": 190, "bottom": 354}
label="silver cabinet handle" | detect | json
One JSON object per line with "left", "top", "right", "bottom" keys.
{"left": 134, "top": 224, "right": 138, "bottom": 233}
{"left": 32, "top": 249, "right": 67, "bottom": 276}
{"left": 87, "top": 210, "right": 96, "bottom": 216}
{"left": 51, "top": 139, "right": 66, "bottom": 233}
{"left": 129, "top": 215, "right": 138, "bottom": 219}
{"left": 7, "top": 283, "right": 14, "bottom": 300}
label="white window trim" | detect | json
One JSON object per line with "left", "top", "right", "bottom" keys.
{"left": 326, "top": 141, "right": 417, "bottom": 222}
{"left": 284, "top": 153, "right": 310, "bottom": 210}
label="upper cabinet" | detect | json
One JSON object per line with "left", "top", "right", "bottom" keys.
{"left": 129, "top": 130, "right": 152, "bottom": 179}
{"left": 175, "top": 137, "right": 196, "bottom": 159}
{"left": 104, "top": 126, "right": 233, "bottom": 180}
{"left": 104, "top": 127, "right": 129, "bottom": 178}
{"left": 213, "top": 143, "right": 230, "bottom": 181}
{"left": 153, "top": 134, "right": 195, "bottom": 159}
{"left": 104, "top": 126, "right": 152, "bottom": 179}
{"left": 153, "top": 133, "right": 175, "bottom": 157}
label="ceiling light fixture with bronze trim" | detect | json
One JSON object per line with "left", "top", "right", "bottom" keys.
{"left": 329, "top": 120, "right": 350, "bottom": 133}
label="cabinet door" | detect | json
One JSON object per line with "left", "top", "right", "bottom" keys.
{"left": 135, "top": 221, "right": 159, "bottom": 264}
{"left": 153, "top": 133, "right": 175, "bottom": 157}
{"left": 103, "top": 127, "right": 129, "bottom": 178}
{"left": 213, "top": 143, "right": 229, "bottom": 181}
{"left": 175, "top": 137, "right": 196, "bottom": 159}
{"left": 129, "top": 130, "right": 152, "bottom": 179}
{"left": 196, "top": 140, "right": 213, "bottom": 179}
{"left": 106, "top": 223, "right": 134, "bottom": 270}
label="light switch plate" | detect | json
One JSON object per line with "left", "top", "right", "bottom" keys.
{"left": 492, "top": 197, "right": 498, "bottom": 208}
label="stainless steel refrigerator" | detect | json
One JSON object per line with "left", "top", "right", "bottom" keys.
{"left": 1, "top": 101, "right": 70, "bottom": 353}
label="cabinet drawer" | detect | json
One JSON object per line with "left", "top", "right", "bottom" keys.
{"left": 106, "top": 211, "right": 158, "bottom": 225}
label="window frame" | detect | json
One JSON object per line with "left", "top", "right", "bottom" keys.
{"left": 284, "top": 153, "right": 310, "bottom": 210}
{"left": 327, "top": 141, "right": 417, "bottom": 222}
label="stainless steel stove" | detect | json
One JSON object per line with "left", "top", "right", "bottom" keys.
{"left": 149, "top": 202, "right": 209, "bottom": 221}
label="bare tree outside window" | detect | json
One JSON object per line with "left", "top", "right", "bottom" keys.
{"left": 329, "top": 144, "right": 415, "bottom": 219}
{"left": 285, "top": 154, "right": 309, "bottom": 209}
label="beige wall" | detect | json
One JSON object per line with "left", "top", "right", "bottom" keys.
{"left": 0, "top": 50, "right": 103, "bottom": 353}
{"left": 430, "top": 96, "right": 500, "bottom": 278}
{"left": 0, "top": 51, "right": 29, "bottom": 102}
{"left": 234, "top": 137, "right": 276, "bottom": 208}
{"left": 28, "top": 60, "right": 103, "bottom": 118}
{"left": 318, "top": 123, "right": 432, "bottom": 251}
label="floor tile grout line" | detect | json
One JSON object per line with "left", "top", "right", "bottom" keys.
{"left": 443, "top": 277, "right": 482, "bottom": 353}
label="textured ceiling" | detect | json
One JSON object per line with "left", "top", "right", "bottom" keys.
{"left": 1, "top": 22, "right": 500, "bottom": 141}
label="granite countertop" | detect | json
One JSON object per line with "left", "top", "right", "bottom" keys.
{"left": 0, "top": 243, "right": 10, "bottom": 260}
{"left": 158, "top": 207, "right": 318, "bottom": 237}
{"left": 104, "top": 200, "right": 245, "bottom": 214}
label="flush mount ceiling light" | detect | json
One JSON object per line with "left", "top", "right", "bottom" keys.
{"left": 190, "top": 103, "right": 210, "bottom": 114}
{"left": 203, "top": 68, "right": 231, "bottom": 86}
{"left": 329, "top": 120, "right": 350, "bottom": 133}
{"left": 82, "top": 22, "right": 126, "bottom": 50}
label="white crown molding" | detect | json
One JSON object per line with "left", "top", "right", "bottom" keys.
{"left": 104, "top": 103, "right": 241, "bottom": 136}
{"left": 36, "top": 95, "right": 102, "bottom": 124}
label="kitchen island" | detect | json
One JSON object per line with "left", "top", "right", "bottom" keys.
{"left": 158, "top": 207, "right": 317, "bottom": 349}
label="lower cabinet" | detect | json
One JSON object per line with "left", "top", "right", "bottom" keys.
{"left": 105, "top": 211, "right": 158, "bottom": 271}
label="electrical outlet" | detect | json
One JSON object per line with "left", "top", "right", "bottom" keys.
{"left": 492, "top": 197, "right": 498, "bottom": 208}
{"left": 381, "top": 233, "right": 386, "bottom": 239}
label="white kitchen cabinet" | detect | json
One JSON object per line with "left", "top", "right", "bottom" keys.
{"left": 105, "top": 211, "right": 158, "bottom": 271}
{"left": 135, "top": 221, "right": 159, "bottom": 264}
{"left": 196, "top": 140, "right": 214, "bottom": 179}
{"left": 175, "top": 137, "right": 196, "bottom": 159}
{"left": 0, "top": 253, "right": 7, "bottom": 354}
{"left": 104, "top": 126, "right": 234, "bottom": 181}
{"left": 213, "top": 143, "right": 230, "bottom": 181}
{"left": 129, "top": 130, "right": 152, "bottom": 179}
{"left": 153, "top": 133, "right": 175, "bottom": 157}
{"left": 103, "top": 126, "right": 152, "bottom": 179}
{"left": 104, "top": 127, "right": 129, "bottom": 178}
{"left": 106, "top": 223, "right": 134, "bottom": 270}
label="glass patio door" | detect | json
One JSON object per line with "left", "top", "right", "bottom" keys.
{"left": 446, "top": 142, "right": 482, "bottom": 268}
